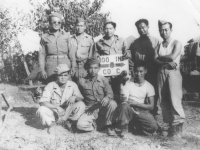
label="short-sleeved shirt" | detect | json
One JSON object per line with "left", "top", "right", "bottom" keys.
{"left": 121, "top": 80, "right": 155, "bottom": 104}
{"left": 130, "top": 35, "right": 160, "bottom": 71}
{"left": 68, "top": 32, "right": 94, "bottom": 67}
{"left": 79, "top": 75, "right": 114, "bottom": 106}
{"left": 39, "top": 80, "right": 83, "bottom": 106}
{"left": 95, "top": 35, "right": 128, "bottom": 56}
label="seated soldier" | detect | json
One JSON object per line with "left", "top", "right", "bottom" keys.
{"left": 114, "top": 61, "right": 158, "bottom": 137}
{"left": 36, "top": 64, "right": 85, "bottom": 133}
{"left": 77, "top": 57, "right": 117, "bottom": 136}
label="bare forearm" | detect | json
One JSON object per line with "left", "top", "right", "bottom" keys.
{"left": 158, "top": 55, "right": 173, "bottom": 62}
{"left": 130, "top": 102, "right": 153, "bottom": 110}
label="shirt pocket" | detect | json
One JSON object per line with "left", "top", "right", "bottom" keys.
{"left": 79, "top": 42, "right": 90, "bottom": 55}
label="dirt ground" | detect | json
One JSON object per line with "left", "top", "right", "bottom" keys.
{"left": 0, "top": 84, "right": 200, "bottom": 150}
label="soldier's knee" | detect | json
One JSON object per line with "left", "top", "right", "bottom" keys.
{"left": 77, "top": 118, "right": 86, "bottom": 130}
{"left": 76, "top": 101, "right": 86, "bottom": 109}
{"left": 36, "top": 106, "right": 49, "bottom": 116}
{"left": 108, "top": 100, "right": 117, "bottom": 110}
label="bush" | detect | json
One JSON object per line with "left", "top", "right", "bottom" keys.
{"left": 0, "top": 0, "right": 108, "bottom": 84}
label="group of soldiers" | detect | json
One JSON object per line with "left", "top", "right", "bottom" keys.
{"left": 36, "top": 12, "right": 185, "bottom": 138}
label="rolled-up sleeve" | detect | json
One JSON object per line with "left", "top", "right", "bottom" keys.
{"left": 73, "top": 83, "right": 84, "bottom": 99}
{"left": 38, "top": 38, "right": 46, "bottom": 71}
{"left": 68, "top": 38, "right": 77, "bottom": 68}
{"left": 39, "top": 83, "right": 53, "bottom": 103}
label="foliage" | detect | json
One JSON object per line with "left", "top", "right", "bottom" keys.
{"left": 0, "top": 0, "right": 108, "bottom": 84}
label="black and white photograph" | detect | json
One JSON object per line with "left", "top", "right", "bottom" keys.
{"left": 0, "top": 0, "right": 200, "bottom": 149}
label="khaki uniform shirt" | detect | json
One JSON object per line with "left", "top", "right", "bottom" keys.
{"left": 94, "top": 35, "right": 129, "bottom": 57}
{"left": 79, "top": 75, "right": 114, "bottom": 106}
{"left": 39, "top": 80, "right": 83, "bottom": 106}
{"left": 68, "top": 33, "right": 94, "bottom": 67}
{"left": 39, "top": 29, "right": 71, "bottom": 70}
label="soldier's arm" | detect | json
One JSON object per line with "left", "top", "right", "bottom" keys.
{"left": 88, "top": 37, "right": 95, "bottom": 58}
{"left": 154, "top": 45, "right": 168, "bottom": 66}
{"left": 68, "top": 38, "right": 77, "bottom": 68}
{"left": 158, "top": 41, "right": 182, "bottom": 61}
{"left": 38, "top": 38, "right": 46, "bottom": 71}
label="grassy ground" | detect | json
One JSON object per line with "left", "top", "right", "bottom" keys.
{"left": 0, "top": 84, "right": 200, "bottom": 150}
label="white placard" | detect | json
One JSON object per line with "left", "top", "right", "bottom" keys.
{"left": 98, "top": 54, "right": 129, "bottom": 76}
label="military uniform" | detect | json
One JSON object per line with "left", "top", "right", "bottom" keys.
{"left": 36, "top": 64, "right": 85, "bottom": 126}
{"left": 77, "top": 75, "right": 117, "bottom": 131}
{"left": 69, "top": 32, "right": 94, "bottom": 84}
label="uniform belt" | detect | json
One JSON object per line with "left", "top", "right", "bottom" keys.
{"left": 46, "top": 55, "right": 68, "bottom": 59}
{"left": 160, "top": 64, "right": 176, "bottom": 70}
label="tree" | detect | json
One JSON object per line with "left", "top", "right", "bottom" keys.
{"left": 0, "top": 0, "right": 108, "bottom": 84}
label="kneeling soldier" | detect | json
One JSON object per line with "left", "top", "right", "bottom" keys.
{"left": 77, "top": 57, "right": 117, "bottom": 136}
{"left": 36, "top": 64, "right": 85, "bottom": 133}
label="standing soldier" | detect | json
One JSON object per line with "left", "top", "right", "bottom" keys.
{"left": 154, "top": 20, "right": 185, "bottom": 137}
{"left": 69, "top": 18, "right": 94, "bottom": 84}
{"left": 94, "top": 19, "right": 131, "bottom": 99}
{"left": 39, "top": 12, "right": 71, "bottom": 83}
{"left": 130, "top": 19, "right": 160, "bottom": 115}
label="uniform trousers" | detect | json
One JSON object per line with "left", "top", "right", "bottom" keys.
{"left": 157, "top": 69, "right": 185, "bottom": 125}
{"left": 36, "top": 101, "right": 85, "bottom": 126}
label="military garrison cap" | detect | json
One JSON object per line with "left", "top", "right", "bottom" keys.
{"left": 104, "top": 18, "right": 116, "bottom": 28}
{"left": 48, "top": 12, "right": 64, "bottom": 20}
{"left": 76, "top": 18, "right": 85, "bottom": 24}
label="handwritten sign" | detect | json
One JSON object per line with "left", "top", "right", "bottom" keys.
{"left": 98, "top": 54, "right": 129, "bottom": 76}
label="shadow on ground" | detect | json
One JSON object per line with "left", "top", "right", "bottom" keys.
{"left": 12, "top": 106, "right": 46, "bottom": 130}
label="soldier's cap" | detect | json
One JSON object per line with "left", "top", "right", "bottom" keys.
{"left": 48, "top": 12, "right": 64, "bottom": 20}
{"left": 54, "top": 64, "right": 70, "bottom": 75}
{"left": 76, "top": 18, "right": 85, "bottom": 24}
{"left": 85, "top": 57, "right": 101, "bottom": 66}
{"left": 104, "top": 18, "right": 116, "bottom": 28}
{"left": 158, "top": 20, "right": 171, "bottom": 28}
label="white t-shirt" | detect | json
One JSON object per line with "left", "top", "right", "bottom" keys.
{"left": 121, "top": 80, "right": 155, "bottom": 104}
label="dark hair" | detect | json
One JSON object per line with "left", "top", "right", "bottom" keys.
{"left": 84, "top": 61, "right": 101, "bottom": 70}
{"left": 134, "top": 61, "right": 147, "bottom": 70}
{"left": 103, "top": 22, "right": 116, "bottom": 29}
{"left": 159, "top": 22, "right": 173, "bottom": 30}
{"left": 135, "top": 19, "right": 149, "bottom": 28}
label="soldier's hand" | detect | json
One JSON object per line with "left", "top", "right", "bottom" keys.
{"left": 71, "top": 67, "right": 76, "bottom": 76}
{"left": 101, "top": 97, "right": 109, "bottom": 107}
{"left": 168, "top": 62, "right": 177, "bottom": 69}
{"left": 66, "top": 96, "right": 76, "bottom": 105}
{"left": 57, "top": 106, "right": 65, "bottom": 116}
{"left": 41, "top": 70, "right": 47, "bottom": 79}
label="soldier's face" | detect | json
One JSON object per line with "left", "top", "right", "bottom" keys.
{"left": 134, "top": 67, "right": 147, "bottom": 81}
{"left": 57, "top": 72, "right": 70, "bottom": 84}
{"left": 87, "top": 64, "right": 100, "bottom": 77}
{"left": 76, "top": 22, "right": 86, "bottom": 34}
{"left": 104, "top": 24, "right": 115, "bottom": 38}
{"left": 137, "top": 22, "right": 149, "bottom": 36}
{"left": 50, "top": 17, "right": 61, "bottom": 31}
{"left": 159, "top": 24, "right": 172, "bottom": 40}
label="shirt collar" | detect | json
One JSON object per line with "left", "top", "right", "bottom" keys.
{"left": 53, "top": 81, "right": 71, "bottom": 96}
{"left": 47, "top": 29, "right": 65, "bottom": 36}
{"left": 100, "top": 35, "right": 119, "bottom": 46}
{"left": 72, "top": 32, "right": 88, "bottom": 39}
{"left": 85, "top": 75, "right": 101, "bottom": 83}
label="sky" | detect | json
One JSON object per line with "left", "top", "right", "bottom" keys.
{"left": 5, "top": 0, "right": 200, "bottom": 53}
{"left": 101, "top": 0, "right": 200, "bottom": 46}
